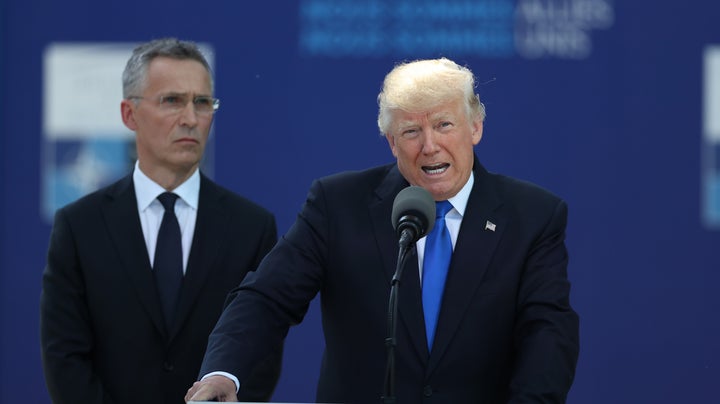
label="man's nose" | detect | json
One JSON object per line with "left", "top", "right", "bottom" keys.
{"left": 421, "top": 130, "right": 440, "bottom": 153}
{"left": 178, "top": 101, "right": 199, "bottom": 127}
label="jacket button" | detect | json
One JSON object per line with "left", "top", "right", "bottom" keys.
{"left": 163, "top": 362, "right": 174, "bottom": 372}
{"left": 423, "top": 385, "right": 433, "bottom": 397}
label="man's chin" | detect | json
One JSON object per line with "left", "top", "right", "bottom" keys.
{"left": 416, "top": 183, "right": 451, "bottom": 201}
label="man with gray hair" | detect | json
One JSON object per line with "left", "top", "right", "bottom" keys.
{"left": 188, "top": 57, "right": 579, "bottom": 403}
{"left": 40, "top": 38, "right": 281, "bottom": 404}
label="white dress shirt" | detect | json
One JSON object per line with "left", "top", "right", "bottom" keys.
{"left": 416, "top": 172, "right": 474, "bottom": 284}
{"left": 133, "top": 161, "right": 199, "bottom": 273}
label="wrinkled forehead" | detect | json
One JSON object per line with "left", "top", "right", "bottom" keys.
{"left": 390, "top": 100, "right": 464, "bottom": 127}
{"left": 144, "top": 57, "right": 213, "bottom": 94}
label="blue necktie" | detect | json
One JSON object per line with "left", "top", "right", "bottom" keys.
{"left": 154, "top": 192, "right": 183, "bottom": 331}
{"left": 422, "top": 200, "right": 453, "bottom": 350}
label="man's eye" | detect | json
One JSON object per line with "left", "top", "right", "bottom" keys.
{"left": 161, "top": 95, "right": 183, "bottom": 105}
{"left": 194, "top": 97, "right": 212, "bottom": 107}
{"left": 400, "top": 129, "right": 420, "bottom": 139}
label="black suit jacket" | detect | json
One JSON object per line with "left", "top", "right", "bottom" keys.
{"left": 202, "top": 157, "right": 579, "bottom": 403}
{"left": 40, "top": 173, "right": 281, "bottom": 404}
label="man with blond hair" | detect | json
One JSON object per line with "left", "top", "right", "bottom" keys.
{"left": 188, "top": 57, "right": 579, "bottom": 403}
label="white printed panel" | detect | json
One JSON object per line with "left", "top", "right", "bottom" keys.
{"left": 703, "top": 45, "right": 720, "bottom": 227}
{"left": 43, "top": 43, "right": 135, "bottom": 139}
{"left": 704, "top": 47, "right": 720, "bottom": 141}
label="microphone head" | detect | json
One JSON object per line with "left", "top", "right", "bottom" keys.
{"left": 391, "top": 186, "right": 435, "bottom": 239}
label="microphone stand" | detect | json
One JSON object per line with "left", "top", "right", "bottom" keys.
{"left": 382, "top": 231, "right": 415, "bottom": 404}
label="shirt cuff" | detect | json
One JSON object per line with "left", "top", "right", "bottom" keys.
{"left": 201, "top": 371, "right": 240, "bottom": 393}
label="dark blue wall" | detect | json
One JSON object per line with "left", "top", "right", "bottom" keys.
{"left": 2, "top": 1, "right": 719, "bottom": 402}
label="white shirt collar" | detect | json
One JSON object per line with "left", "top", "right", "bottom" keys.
{"left": 446, "top": 171, "right": 474, "bottom": 217}
{"left": 132, "top": 161, "right": 200, "bottom": 211}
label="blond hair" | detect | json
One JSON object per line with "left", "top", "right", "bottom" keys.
{"left": 377, "top": 57, "right": 485, "bottom": 135}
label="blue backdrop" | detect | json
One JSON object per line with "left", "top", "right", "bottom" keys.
{"left": 1, "top": 1, "right": 719, "bottom": 402}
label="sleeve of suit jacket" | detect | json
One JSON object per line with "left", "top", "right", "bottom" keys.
{"left": 222, "top": 215, "right": 284, "bottom": 403}
{"left": 40, "top": 207, "right": 117, "bottom": 404}
{"left": 508, "top": 197, "right": 580, "bottom": 403}
{"left": 200, "top": 178, "right": 332, "bottom": 390}
{"left": 224, "top": 266, "right": 283, "bottom": 402}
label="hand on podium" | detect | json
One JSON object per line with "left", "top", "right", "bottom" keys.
{"left": 185, "top": 375, "right": 237, "bottom": 402}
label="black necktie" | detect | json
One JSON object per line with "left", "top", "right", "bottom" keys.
{"left": 154, "top": 192, "right": 183, "bottom": 331}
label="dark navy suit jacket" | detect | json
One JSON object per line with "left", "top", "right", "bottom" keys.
{"left": 41, "top": 173, "right": 281, "bottom": 404}
{"left": 202, "top": 157, "right": 579, "bottom": 403}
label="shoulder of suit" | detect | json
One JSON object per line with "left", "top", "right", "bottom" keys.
{"left": 315, "top": 163, "right": 395, "bottom": 189}
{"left": 57, "top": 175, "right": 132, "bottom": 215}
{"left": 487, "top": 171, "right": 564, "bottom": 207}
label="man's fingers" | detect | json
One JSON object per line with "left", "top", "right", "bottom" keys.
{"left": 185, "top": 381, "right": 210, "bottom": 402}
{"left": 185, "top": 378, "right": 238, "bottom": 403}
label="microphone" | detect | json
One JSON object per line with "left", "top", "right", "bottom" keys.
{"left": 383, "top": 186, "right": 434, "bottom": 403}
{"left": 391, "top": 186, "right": 435, "bottom": 247}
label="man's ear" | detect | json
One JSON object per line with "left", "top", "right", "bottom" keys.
{"left": 471, "top": 118, "right": 483, "bottom": 145}
{"left": 120, "top": 99, "right": 138, "bottom": 131}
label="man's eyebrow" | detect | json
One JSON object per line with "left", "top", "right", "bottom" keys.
{"left": 428, "top": 111, "right": 454, "bottom": 120}
{"left": 159, "top": 91, "right": 212, "bottom": 97}
{"left": 396, "top": 120, "right": 420, "bottom": 130}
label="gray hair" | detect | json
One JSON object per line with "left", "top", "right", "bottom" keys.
{"left": 122, "top": 38, "right": 213, "bottom": 98}
{"left": 377, "top": 57, "right": 485, "bottom": 135}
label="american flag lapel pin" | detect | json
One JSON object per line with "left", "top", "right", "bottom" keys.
{"left": 485, "top": 220, "right": 496, "bottom": 232}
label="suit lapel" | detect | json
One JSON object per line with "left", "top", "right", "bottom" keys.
{"left": 427, "top": 160, "right": 506, "bottom": 373}
{"left": 102, "top": 175, "right": 167, "bottom": 338}
{"left": 169, "top": 175, "right": 225, "bottom": 339}
{"left": 370, "top": 167, "right": 428, "bottom": 361}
